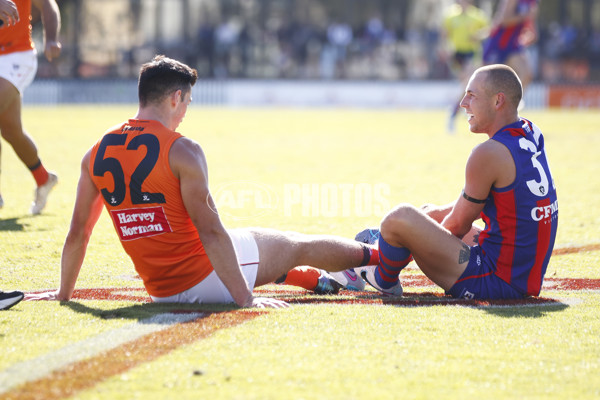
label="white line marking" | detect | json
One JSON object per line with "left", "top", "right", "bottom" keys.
{"left": 0, "top": 312, "right": 205, "bottom": 393}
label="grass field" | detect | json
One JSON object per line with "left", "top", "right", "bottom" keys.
{"left": 0, "top": 106, "right": 599, "bottom": 399}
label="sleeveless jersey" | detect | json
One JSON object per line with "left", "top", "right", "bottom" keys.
{"left": 0, "top": 0, "right": 34, "bottom": 55}
{"left": 89, "top": 119, "right": 214, "bottom": 297}
{"left": 483, "top": 0, "right": 538, "bottom": 63}
{"left": 477, "top": 118, "right": 558, "bottom": 296}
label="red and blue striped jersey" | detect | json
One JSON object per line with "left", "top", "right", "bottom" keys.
{"left": 483, "top": 0, "right": 538, "bottom": 63}
{"left": 478, "top": 118, "right": 558, "bottom": 296}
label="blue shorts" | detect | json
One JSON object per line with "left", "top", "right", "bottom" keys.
{"left": 482, "top": 36, "right": 522, "bottom": 65}
{"left": 446, "top": 246, "right": 525, "bottom": 300}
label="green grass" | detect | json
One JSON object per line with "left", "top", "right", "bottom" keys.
{"left": 1, "top": 107, "right": 599, "bottom": 399}
{"left": 74, "top": 301, "right": 600, "bottom": 400}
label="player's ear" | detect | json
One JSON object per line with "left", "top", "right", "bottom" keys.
{"left": 170, "top": 89, "right": 183, "bottom": 107}
{"left": 494, "top": 92, "right": 506, "bottom": 110}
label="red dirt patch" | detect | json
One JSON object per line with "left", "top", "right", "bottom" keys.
{"left": 43, "top": 274, "right": 599, "bottom": 307}
{"left": 71, "top": 288, "right": 151, "bottom": 302}
{"left": 552, "top": 243, "right": 600, "bottom": 255}
{"left": 543, "top": 277, "right": 600, "bottom": 291}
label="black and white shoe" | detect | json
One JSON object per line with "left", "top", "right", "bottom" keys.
{"left": 329, "top": 269, "right": 366, "bottom": 291}
{"left": 355, "top": 266, "right": 403, "bottom": 297}
{"left": 0, "top": 290, "right": 25, "bottom": 310}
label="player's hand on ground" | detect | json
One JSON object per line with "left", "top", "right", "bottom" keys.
{"left": 24, "top": 290, "right": 59, "bottom": 301}
{"left": 249, "top": 297, "right": 290, "bottom": 309}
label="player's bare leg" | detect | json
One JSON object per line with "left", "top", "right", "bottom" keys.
{"left": 0, "top": 88, "right": 41, "bottom": 167}
{"left": 248, "top": 228, "right": 373, "bottom": 287}
{"left": 379, "top": 203, "right": 469, "bottom": 291}
{"left": 0, "top": 79, "right": 15, "bottom": 208}
{"left": 0, "top": 79, "right": 57, "bottom": 214}
{"left": 0, "top": 143, "right": 3, "bottom": 209}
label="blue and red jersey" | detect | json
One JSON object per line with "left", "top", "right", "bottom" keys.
{"left": 483, "top": 0, "right": 538, "bottom": 64}
{"left": 477, "top": 118, "right": 558, "bottom": 296}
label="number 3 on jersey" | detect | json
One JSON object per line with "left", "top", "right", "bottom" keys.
{"left": 518, "top": 136, "right": 550, "bottom": 197}
{"left": 93, "top": 133, "right": 166, "bottom": 206}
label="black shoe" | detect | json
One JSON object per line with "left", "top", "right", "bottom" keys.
{"left": 0, "top": 290, "right": 24, "bottom": 310}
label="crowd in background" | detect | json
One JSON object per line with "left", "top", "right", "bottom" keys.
{"left": 35, "top": 0, "right": 599, "bottom": 83}
{"left": 184, "top": 15, "right": 595, "bottom": 82}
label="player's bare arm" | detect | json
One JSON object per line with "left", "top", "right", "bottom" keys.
{"left": 57, "top": 150, "right": 104, "bottom": 300}
{"left": 442, "top": 141, "right": 508, "bottom": 239}
{"left": 421, "top": 201, "right": 482, "bottom": 247}
{"left": 497, "top": 0, "right": 532, "bottom": 27}
{"left": 421, "top": 202, "right": 456, "bottom": 223}
{"left": 26, "top": 150, "right": 104, "bottom": 301}
{"left": 32, "top": 0, "right": 61, "bottom": 61}
{"left": 169, "top": 138, "right": 256, "bottom": 307}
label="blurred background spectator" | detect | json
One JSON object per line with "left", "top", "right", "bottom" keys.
{"left": 33, "top": 0, "right": 600, "bottom": 83}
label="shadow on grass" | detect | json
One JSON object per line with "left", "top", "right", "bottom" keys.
{"left": 384, "top": 292, "right": 570, "bottom": 318}
{"left": 0, "top": 217, "right": 26, "bottom": 231}
{"left": 60, "top": 300, "right": 239, "bottom": 322}
{"left": 55, "top": 286, "right": 571, "bottom": 320}
{"left": 0, "top": 214, "right": 57, "bottom": 232}
{"left": 480, "top": 302, "right": 570, "bottom": 318}
{"left": 263, "top": 288, "right": 571, "bottom": 318}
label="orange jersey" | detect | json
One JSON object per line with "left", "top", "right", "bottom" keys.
{"left": 89, "top": 119, "right": 214, "bottom": 297}
{"left": 0, "top": 0, "right": 34, "bottom": 55}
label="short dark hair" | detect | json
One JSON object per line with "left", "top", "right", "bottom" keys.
{"left": 478, "top": 64, "right": 523, "bottom": 108}
{"left": 138, "top": 55, "right": 198, "bottom": 107}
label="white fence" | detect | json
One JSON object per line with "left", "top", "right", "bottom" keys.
{"left": 24, "top": 79, "right": 548, "bottom": 109}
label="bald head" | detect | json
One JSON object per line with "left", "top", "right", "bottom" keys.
{"left": 475, "top": 64, "right": 523, "bottom": 109}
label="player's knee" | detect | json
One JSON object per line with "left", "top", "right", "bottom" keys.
{"left": 381, "top": 203, "right": 419, "bottom": 239}
{"left": 0, "top": 125, "right": 23, "bottom": 142}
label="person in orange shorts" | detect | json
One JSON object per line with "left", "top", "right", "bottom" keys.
{"left": 0, "top": 0, "right": 60, "bottom": 214}
{"left": 27, "top": 56, "right": 378, "bottom": 308}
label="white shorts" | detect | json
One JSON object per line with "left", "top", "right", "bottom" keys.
{"left": 151, "top": 228, "right": 259, "bottom": 304}
{"left": 0, "top": 49, "right": 37, "bottom": 94}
